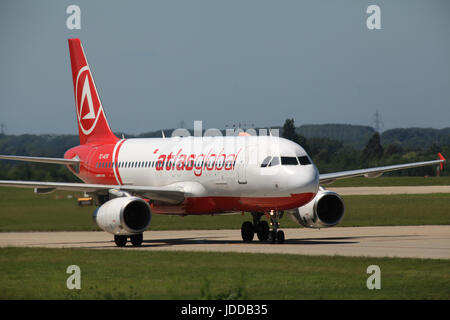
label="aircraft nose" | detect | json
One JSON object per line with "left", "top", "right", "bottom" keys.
{"left": 288, "top": 165, "right": 319, "bottom": 194}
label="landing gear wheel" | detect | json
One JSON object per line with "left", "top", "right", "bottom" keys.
{"left": 256, "top": 221, "right": 269, "bottom": 241}
{"left": 276, "top": 230, "right": 285, "bottom": 244}
{"left": 266, "top": 210, "right": 286, "bottom": 244}
{"left": 114, "top": 235, "right": 127, "bottom": 247}
{"left": 241, "top": 221, "right": 255, "bottom": 242}
{"left": 268, "top": 230, "right": 277, "bottom": 244}
{"left": 130, "top": 234, "right": 143, "bottom": 247}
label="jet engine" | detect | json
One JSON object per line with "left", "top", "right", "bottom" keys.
{"left": 93, "top": 197, "right": 151, "bottom": 235}
{"left": 288, "top": 188, "right": 345, "bottom": 228}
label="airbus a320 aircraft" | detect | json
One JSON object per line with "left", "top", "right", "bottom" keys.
{"left": 0, "top": 39, "right": 446, "bottom": 246}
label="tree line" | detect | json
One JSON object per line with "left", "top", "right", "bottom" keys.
{"left": 0, "top": 120, "right": 449, "bottom": 181}
{"left": 282, "top": 119, "right": 449, "bottom": 176}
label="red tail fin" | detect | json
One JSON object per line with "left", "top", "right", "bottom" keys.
{"left": 68, "top": 38, "right": 118, "bottom": 145}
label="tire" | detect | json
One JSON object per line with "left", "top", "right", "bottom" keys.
{"left": 114, "top": 235, "right": 127, "bottom": 247}
{"left": 256, "top": 221, "right": 269, "bottom": 241}
{"left": 268, "top": 230, "right": 277, "bottom": 244}
{"left": 276, "top": 230, "right": 285, "bottom": 244}
{"left": 241, "top": 221, "right": 255, "bottom": 242}
{"left": 130, "top": 234, "right": 143, "bottom": 247}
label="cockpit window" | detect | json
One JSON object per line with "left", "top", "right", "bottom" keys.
{"left": 298, "top": 156, "right": 311, "bottom": 165}
{"left": 281, "top": 157, "right": 299, "bottom": 165}
{"left": 269, "top": 156, "right": 280, "bottom": 166}
{"left": 261, "top": 156, "right": 272, "bottom": 168}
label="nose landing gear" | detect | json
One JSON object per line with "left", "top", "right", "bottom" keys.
{"left": 268, "top": 210, "right": 285, "bottom": 244}
{"left": 240, "top": 211, "right": 285, "bottom": 244}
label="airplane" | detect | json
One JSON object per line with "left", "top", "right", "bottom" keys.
{"left": 0, "top": 38, "right": 446, "bottom": 247}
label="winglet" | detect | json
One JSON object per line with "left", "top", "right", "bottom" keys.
{"left": 438, "top": 152, "right": 446, "bottom": 171}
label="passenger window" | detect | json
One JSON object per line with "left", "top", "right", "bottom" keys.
{"left": 261, "top": 156, "right": 272, "bottom": 168}
{"left": 269, "top": 157, "right": 280, "bottom": 166}
{"left": 298, "top": 156, "right": 312, "bottom": 165}
{"left": 281, "top": 157, "right": 299, "bottom": 165}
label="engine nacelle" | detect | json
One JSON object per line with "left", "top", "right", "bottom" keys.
{"left": 288, "top": 189, "right": 345, "bottom": 228}
{"left": 93, "top": 197, "right": 152, "bottom": 235}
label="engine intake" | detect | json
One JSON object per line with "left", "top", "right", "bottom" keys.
{"left": 288, "top": 189, "right": 345, "bottom": 228}
{"left": 93, "top": 197, "right": 151, "bottom": 235}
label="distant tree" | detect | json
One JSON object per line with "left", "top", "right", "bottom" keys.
{"left": 298, "top": 124, "right": 375, "bottom": 149}
{"left": 427, "top": 143, "right": 441, "bottom": 155}
{"left": 282, "top": 118, "right": 309, "bottom": 150}
{"left": 363, "top": 132, "right": 384, "bottom": 160}
{"left": 384, "top": 143, "right": 403, "bottom": 157}
{"left": 282, "top": 119, "right": 298, "bottom": 141}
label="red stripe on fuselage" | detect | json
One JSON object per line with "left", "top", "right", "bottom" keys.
{"left": 151, "top": 192, "right": 316, "bottom": 215}
{"left": 113, "top": 139, "right": 126, "bottom": 185}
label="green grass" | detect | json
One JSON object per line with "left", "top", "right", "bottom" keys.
{"left": 1, "top": 188, "right": 449, "bottom": 231}
{"left": 0, "top": 247, "right": 448, "bottom": 300}
{"left": 0, "top": 188, "right": 98, "bottom": 232}
{"left": 330, "top": 176, "right": 450, "bottom": 187}
{"left": 339, "top": 194, "right": 450, "bottom": 227}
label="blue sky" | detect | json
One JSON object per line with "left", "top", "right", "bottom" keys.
{"left": 0, "top": 0, "right": 449, "bottom": 135}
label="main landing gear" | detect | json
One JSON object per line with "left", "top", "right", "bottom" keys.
{"left": 114, "top": 233, "right": 143, "bottom": 247}
{"left": 241, "top": 211, "right": 285, "bottom": 244}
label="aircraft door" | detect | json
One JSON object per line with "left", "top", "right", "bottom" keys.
{"left": 237, "top": 145, "right": 252, "bottom": 184}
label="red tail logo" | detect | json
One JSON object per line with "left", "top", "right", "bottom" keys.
{"left": 68, "top": 39, "right": 118, "bottom": 145}
{"left": 75, "top": 66, "right": 103, "bottom": 135}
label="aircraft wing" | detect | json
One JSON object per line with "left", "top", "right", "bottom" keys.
{"left": 0, "top": 155, "right": 80, "bottom": 165}
{"left": 319, "top": 155, "right": 445, "bottom": 185}
{"left": 0, "top": 180, "right": 185, "bottom": 204}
